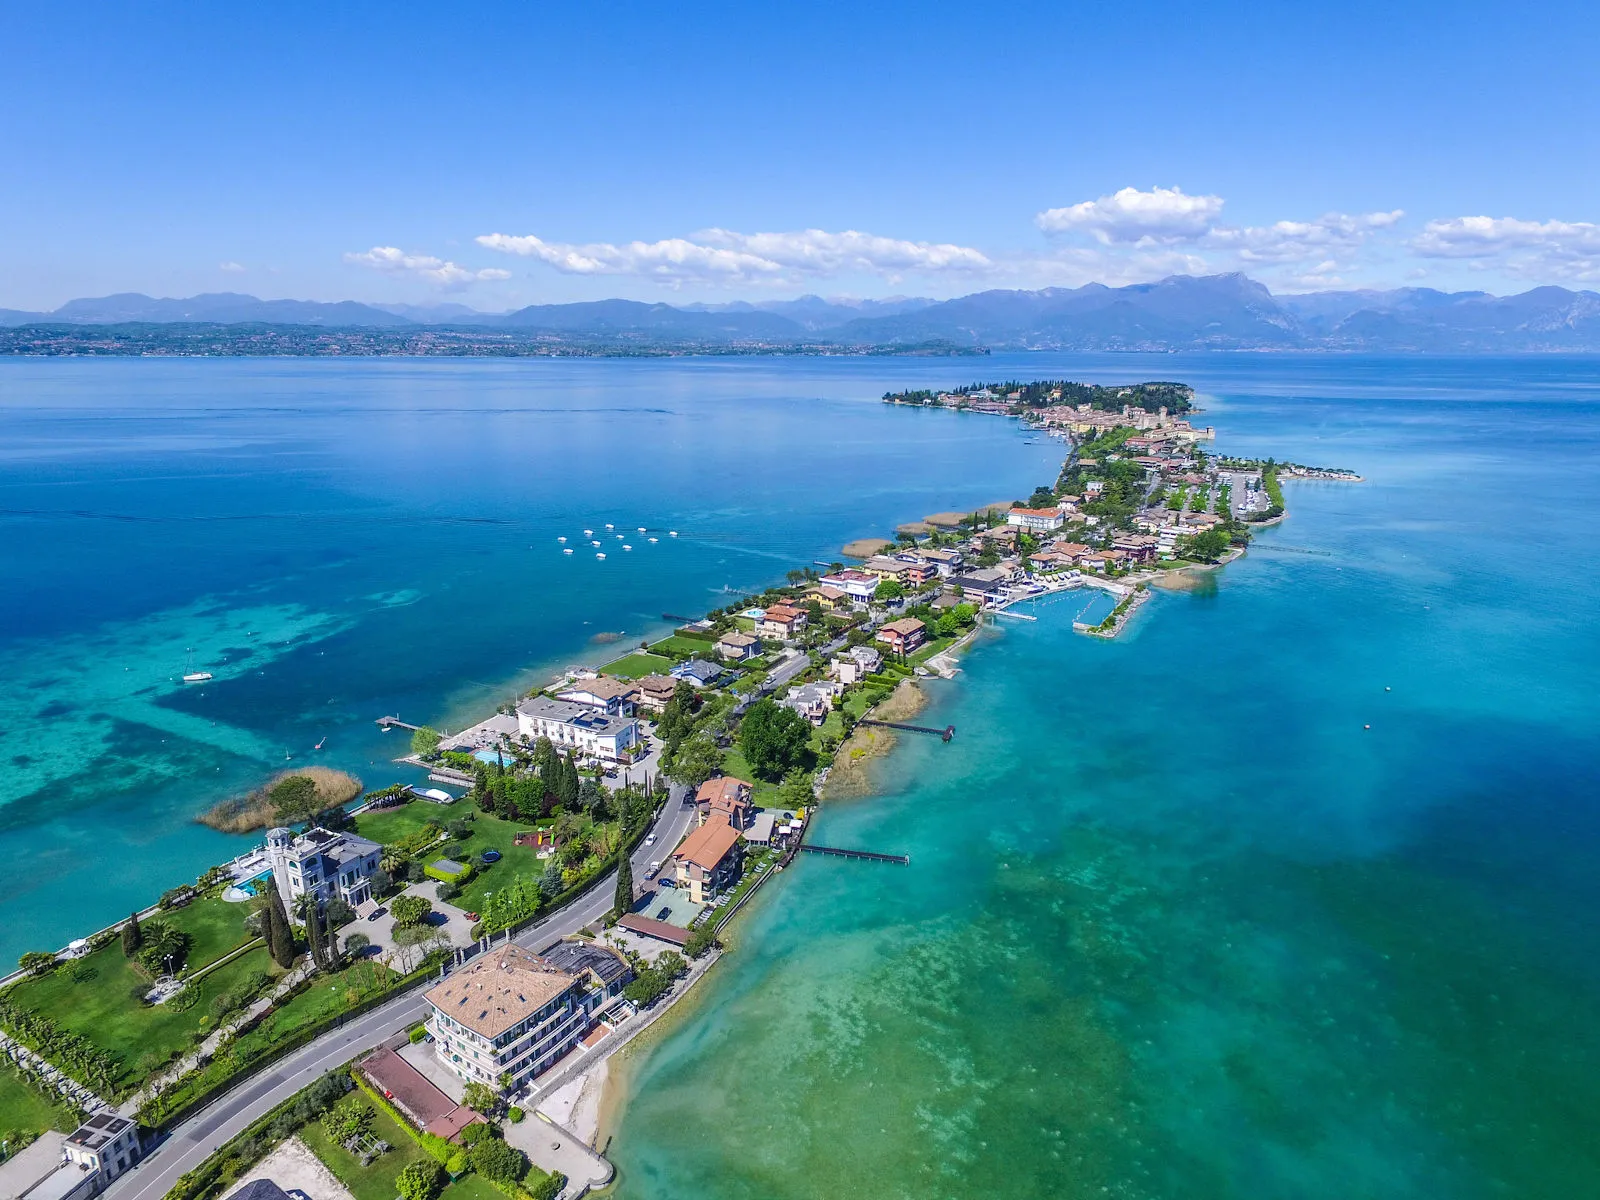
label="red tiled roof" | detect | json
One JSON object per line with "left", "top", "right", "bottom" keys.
{"left": 672, "top": 813, "right": 742, "bottom": 870}
{"left": 616, "top": 914, "right": 690, "bottom": 945}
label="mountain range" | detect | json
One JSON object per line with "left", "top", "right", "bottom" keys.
{"left": 5, "top": 275, "right": 1600, "bottom": 352}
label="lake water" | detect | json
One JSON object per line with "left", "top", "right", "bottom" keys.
{"left": 0, "top": 357, "right": 1063, "bottom": 961}
{"left": 601, "top": 355, "right": 1600, "bottom": 1199}
{"left": 5, "top": 353, "right": 1599, "bottom": 1198}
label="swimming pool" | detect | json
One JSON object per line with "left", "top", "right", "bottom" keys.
{"left": 740, "top": 608, "right": 765, "bottom": 619}
{"left": 473, "top": 748, "right": 504, "bottom": 765}
{"left": 234, "top": 870, "right": 274, "bottom": 897}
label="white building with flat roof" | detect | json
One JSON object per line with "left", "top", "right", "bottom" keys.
{"left": 516, "top": 696, "right": 640, "bottom": 761}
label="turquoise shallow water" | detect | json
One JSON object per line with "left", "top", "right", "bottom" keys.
{"left": 0, "top": 357, "right": 1066, "bottom": 962}
{"left": 606, "top": 357, "right": 1600, "bottom": 1199}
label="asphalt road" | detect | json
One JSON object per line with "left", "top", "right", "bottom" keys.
{"left": 105, "top": 784, "right": 696, "bottom": 1200}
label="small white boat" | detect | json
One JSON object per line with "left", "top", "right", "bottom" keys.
{"left": 183, "top": 672, "right": 213, "bottom": 683}
{"left": 637, "top": 526, "right": 647, "bottom": 533}
{"left": 605, "top": 523, "right": 615, "bottom": 530}
{"left": 648, "top": 537, "right": 658, "bottom": 543}
{"left": 558, "top": 536, "right": 567, "bottom": 543}
{"left": 591, "top": 540, "right": 601, "bottom": 547}
{"left": 583, "top": 528, "right": 593, "bottom": 536}
{"left": 615, "top": 533, "right": 624, "bottom": 539}
{"left": 563, "top": 547, "right": 574, "bottom": 555}
{"left": 669, "top": 530, "right": 679, "bottom": 537}
{"left": 623, "top": 544, "right": 632, "bottom": 551}
{"left": 596, "top": 552, "right": 607, "bottom": 560}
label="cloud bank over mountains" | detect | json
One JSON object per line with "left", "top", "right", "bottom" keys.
{"left": 335, "top": 185, "right": 1595, "bottom": 299}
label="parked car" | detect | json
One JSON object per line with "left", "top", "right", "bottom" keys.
{"left": 645, "top": 860, "right": 662, "bottom": 880}
{"left": 367, "top": 907, "right": 386, "bottom": 922}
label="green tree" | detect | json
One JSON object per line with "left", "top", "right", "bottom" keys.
{"left": 683, "top": 923, "right": 718, "bottom": 959}
{"left": 614, "top": 854, "right": 635, "bottom": 917}
{"left": 410, "top": 726, "right": 442, "bottom": 758}
{"left": 538, "top": 858, "right": 566, "bottom": 900}
{"left": 18, "top": 951, "right": 56, "bottom": 975}
{"left": 269, "top": 774, "right": 319, "bottom": 824}
{"left": 1183, "top": 529, "right": 1229, "bottom": 562}
{"left": 390, "top": 895, "right": 433, "bottom": 927}
{"left": 121, "top": 911, "right": 142, "bottom": 957}
{"left": 468, "top": 1136, "right": 529, "bottom": 1185}
{"left": 874, "top": 578, "right": 904, "bottom": 602}
{"left": 776, "top": 769, "right": 814, "bottom": 811}
{"left": 261, "top": 880, "right": 297, "bottom": 969}
{"left": 738, "top": 699, "right": 811, "bottom": 782}
{"left": 559, "top": 755, "right": 581, "bottom": 809}
{"left": 669, "top": 731, "right": 724, "bottom": 788}
{"left": 462, "top": 1080, "right": 499, "bottom": 1115}
{"left": 397, "top": 1159, "right": 444, "bottom": 1200}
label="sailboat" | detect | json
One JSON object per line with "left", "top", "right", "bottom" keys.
{"left": 314, "top": 736, "right": 327, "bottom": 750}
{"left": 182, "top": 649, "right": 212, "bottom": 684}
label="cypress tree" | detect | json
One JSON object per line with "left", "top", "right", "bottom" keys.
{"left": 613, "top": 855, "right": 635, "bottom": 918}
{"left": 263, "top": 880, "right": 296, "bottom": 969}
{"left": 560, "top": 755, "right": 581, "bottom": 809}
{"left": 324, "top": 906, "right": 342, "bottom": 972}
{"left": 121, "top": 911, "right": 142, "bottom": 957}
{"left": 305, "top": 898, "right": 327, "bottom": 971}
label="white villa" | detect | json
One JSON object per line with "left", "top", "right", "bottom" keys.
{"left": 423, "top": 945, "right": 590, "bottom": 1091}
{"left": 516, "top": 696, "right": 641, "bottom": 762}
{"left": 263, "top": 825, "right": 383, "bottom": 907}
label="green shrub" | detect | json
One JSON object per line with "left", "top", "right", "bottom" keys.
{"left": 468, "top": 1135, "right": 529, "bottom": 1185}
{"left": 397, "top": 1159, "right": 444, "bottom": 1200}
{"left": 507, "top": 1106, "right": 524, "bottom": 1123}
{"left": 409, "top": 1024, "right": 428, "bottom": 1044}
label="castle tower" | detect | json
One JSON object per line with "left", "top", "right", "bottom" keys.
{"left": 266, "top": 826, "right": 295, "bottom": 901}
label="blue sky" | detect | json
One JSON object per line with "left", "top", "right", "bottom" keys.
{"left": 3, "top": 0, "right": 1597, "bottom": 309}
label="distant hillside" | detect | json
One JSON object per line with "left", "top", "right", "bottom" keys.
{"left": 5, "top": 277, "right": 1600, "bottom": 352}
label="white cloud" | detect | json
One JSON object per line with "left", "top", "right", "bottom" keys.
{"left": 1412, "top": 215, "right": 1600, "bottom": 281}
{"left": 475, "top": 228, "right": 991, "bottom": 286}
{"left": 219, "top": 261, "right": 246, "bottom": 274}
{"left": 1036, "top": 186, "right": 1225, "bottom": 244}
{"left": 343, "top": 246, "right": 510, "bottom": 288}
{"left": 1211, "top": 211, "right": 1404, "bottom": 263}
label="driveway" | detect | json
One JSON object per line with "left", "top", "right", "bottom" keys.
{"left": 352, "top": 883, "right": 476, "bottom": 971}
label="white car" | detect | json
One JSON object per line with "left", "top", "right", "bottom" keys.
{"left": 645, "top": 833, "right": 657, "bottom": 845}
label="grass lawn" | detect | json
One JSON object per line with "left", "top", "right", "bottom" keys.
{"left": 0, "top": 1060, "right": 75, "bottom": 1140}
{"left": 717, "top": 747, "right": 781, "bottom": 805}
{"left": 233, "top": 960, "right": 395, "bottom": 1058}
{"left": 812, "top": 710, "right": 845, "bottom": 748}
{"left": 909, "top": 634, "right": 957, "bottom": 665}
{"left": 600, "top": 652, "right": 673, "bottom": 679}
{"left": 647, "top": 635, "right": 714, "bottom": 658}
{"left": 4, "top": 944, "right": 279, "bottom": 1096}
{"left": 355, "top": 803, "right": 449, "bottom": 847}
{"left": 162, "top": 895, "right": 254, "bottom": 970}
{"left": 843, "top": 687, "right": 890, "bottom": 720}
{"left": 299, "top": 1100, "right": 432, "bottom": 1200}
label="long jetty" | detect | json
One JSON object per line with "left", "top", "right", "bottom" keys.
{"left": 856, "top": 719, "right": 956, "bottom": 742}
{"left": 799, "top": 844, "right": 910, "bottom": 865}
{"left": 376, "top": 716, "right": 421, "bottom": 731}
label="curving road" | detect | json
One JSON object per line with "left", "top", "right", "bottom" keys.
{"left": 105, "top": 784, "right": 698, "bottom": 1200}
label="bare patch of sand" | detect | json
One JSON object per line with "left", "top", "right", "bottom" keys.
{"left": 923, "top": 511, "right": 969, "bottom": 528}
{"left": 895, "top": 521, "right": 934, "bottom": 536}
{"left": 233, "top": 1136, "right": 354, "bottom": 1200}
{"left": 842, "top": 537, "right": 895, "bottom": 559}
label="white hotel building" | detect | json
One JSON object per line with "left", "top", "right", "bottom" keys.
{"left": 515, "top": 696, "right": 641, "bottom": 762}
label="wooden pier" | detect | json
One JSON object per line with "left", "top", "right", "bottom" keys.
{"left": 856, "top": 719, "right": 956, "bottom": 742}
{"left": 799, "top": 844, "right": 910, "bottom": 865}
{"left": 376, "top": 716, "right": 422, "bottom": 732}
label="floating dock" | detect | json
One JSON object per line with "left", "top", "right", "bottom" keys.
{"left": 376, "top": 716, "right": 421, "bottom": 731}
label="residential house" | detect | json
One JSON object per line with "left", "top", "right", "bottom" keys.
{"left": 946, "top": 574, "right": 1006, "bottom": 605}
{"left": 696, "top": 776, "right": 754, "bottom": 830}
{"left": 1006, "top": 506, "right": 1067, "bottom": 533}
{"left": 974, "top": 525, "right": 1021, "bottom": 549}
{"left": 633, "top": 674, "right": 678, "bottom": 713}
{"left": 1111, "top": 534, "right": 1159, "bottom": 563}
{"left": 806, "top": 583, "right": 850, "bottom": 611}
{"left": 758, "top": 602, "right": 807, "bottom": 640}
{"left": 876, "top": 617, "right": 927, "bottom": 655}
{"left": 782, "top": 679, "right": 841, "bottom": 725}
{"left": 516, "top": 696, "right": 642, "bottom": 761}
{"left": 891, "top": 556, "right": 940, "bottom": 587}
{"left": 265, "top": 825, "right": 383, "bottom": 907}
{"left": 0, "top": 1114, "right": 144, "bottom": 1200}
{"left": 423, "top": 945, "right": 589, "bottom": 1090}
{"left": 715, "top": 630, "right": 760, "bottom": 661}
{"left": 672, "top": 814, "right": 744, "bottom": 904}
{"left": 916, "top": 547, "right": 965, "bottom": 575}
{"left": 670, "top": 658, "right": 725, "bottom": 688}
{"left": 861, "top": 555, "right": 913, "bottom": 583}
{"left": 554, "top": 675, "right": 636, "bottom": 716}
{"left": 818, "top": 570, "right": 880, "bottom": 601}
{"left": 830, "top": 643, "right": 883, "bottom": 684}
